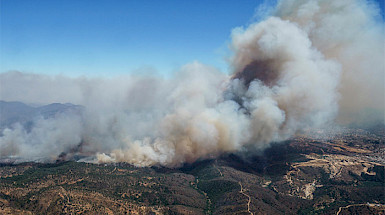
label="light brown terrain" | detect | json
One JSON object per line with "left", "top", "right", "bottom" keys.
{"left": 0, "top": 127, "right": 384, "bottom": 214}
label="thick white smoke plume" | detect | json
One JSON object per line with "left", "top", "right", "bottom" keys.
{"left": 0, "top": 0, "right": 383, "bottom": 167}
{"left": 273, "top": 0, "right": 385, "bottom": 125}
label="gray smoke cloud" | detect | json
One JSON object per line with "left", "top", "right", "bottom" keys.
{"left": 0, "top": 0, "right": 383, "bottom": 167}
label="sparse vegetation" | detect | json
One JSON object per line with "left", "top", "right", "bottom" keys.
{"left": 1, "top": 127, "right": 384, "bottom": 214}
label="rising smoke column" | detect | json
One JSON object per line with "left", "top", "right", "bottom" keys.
{"left": 273, "top": 0, "right": 385, "bottom": 125}
{"left": 229, "top": 16, "right": 341, "bottom": 139}
{"left": 97, "top": 16, "right": 343, "bottom": 166}
{"left": 0, "top": 0, "right": 383, "bottom": 167}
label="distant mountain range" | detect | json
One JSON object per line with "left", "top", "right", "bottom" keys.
{"left": 0, "top": 101, "right": 83, "bottom": 132}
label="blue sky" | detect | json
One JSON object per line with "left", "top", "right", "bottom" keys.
{"left": 1, "top": 0, "right": 383, "bottom": 77}
{"left": 0, "top": 0, "right": 267, "bottom": 77}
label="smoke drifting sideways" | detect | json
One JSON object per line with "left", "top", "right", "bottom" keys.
{"left": 0, "top": 0, "right": 384, "bottom": 167}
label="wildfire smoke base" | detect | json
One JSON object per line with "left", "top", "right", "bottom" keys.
{"left": 0, "top": 0, "right": 384, "bottom": 167}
